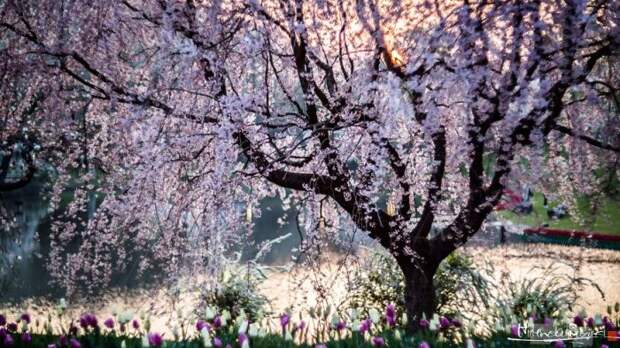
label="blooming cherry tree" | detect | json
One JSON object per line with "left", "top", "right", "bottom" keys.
{"left": 1, "top": 0, "right": 618, "bottom": 332}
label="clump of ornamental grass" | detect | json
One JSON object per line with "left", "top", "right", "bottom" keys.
{"left": 491, "top": 261, "right": 605, "bottom": 329}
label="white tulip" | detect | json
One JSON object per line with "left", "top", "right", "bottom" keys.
{"left": 369, "top": 308, "right": 380, "bottom": 323}
{"left": 205, "top": 307, "right": 216, "bottom": 320}
{"left": 248, "top": 323, "right": 259, "bottom": 337}
{"left": 238, "top": 320, "right": 249, "bottom": 334}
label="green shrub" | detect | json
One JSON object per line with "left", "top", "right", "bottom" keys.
{"left": 348, "top": 251, "right": 493, "bottom": 322}
{"left": 200, "top": 265, "right": 270, "bottom": 322}
{"left": 434, "top": 252, "right": 494, "bottom": 320}
{"left": 348, "top": 251, "right": 405, "bottom": 316}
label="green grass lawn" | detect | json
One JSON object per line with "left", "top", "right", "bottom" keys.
{"left": 497, "top": 193, "right": 620, "bottom": 235}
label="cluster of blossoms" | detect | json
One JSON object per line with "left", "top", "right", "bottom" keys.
{"left": 0, "top": 309, "right": 154, "bottom": 348}
{"left": 0, "top": 313, "right": 34, "bottom": 347}
{"left": 0, "top": 304, "right": 438, "bottom": 348}
{"left": 309, "top": 304, "right": 461, "bottom": 348}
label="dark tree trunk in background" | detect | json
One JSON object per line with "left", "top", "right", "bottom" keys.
{"left": 397, "top": 254, "right": 441, "bottom": 333}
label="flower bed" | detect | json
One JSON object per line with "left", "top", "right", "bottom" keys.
{"left": 1, "top": 303, "right": 619, "bottom": 348}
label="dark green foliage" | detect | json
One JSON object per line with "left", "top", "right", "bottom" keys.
{"left": 348, "top": 251, "right": 405, "bottom": 316}
{"left": 348, "top": 251, "right": 493, "bottom": 321}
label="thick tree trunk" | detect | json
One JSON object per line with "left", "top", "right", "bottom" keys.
{"left": 398, "top": 257, "right": 440, "bottom": 333}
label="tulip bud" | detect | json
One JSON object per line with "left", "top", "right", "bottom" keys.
{"left": 205, "top": 307, "right": 216, "bottom": 320}
{"left": 248, "top": 323, "right": 258, "bottom": 337}
{"left": 238, "top": 320, "right": 248, "bottom": 334}
{"left": 141, "top": 335, "right": 149, "bottom": 348}
{"left": 369, "top": 309, "right": 380, "bottom": 323}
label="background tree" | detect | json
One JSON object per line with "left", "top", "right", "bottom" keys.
{"left": 1, "top": 0, "right": 618, "bottom": 332}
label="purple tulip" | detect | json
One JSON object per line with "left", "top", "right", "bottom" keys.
{"left": 387, "top": 315, "right": 396, "bottom": 327}
{"left": 600, "top": 345, "right": 609, "bottom": 348}
{"left": 86, "top": 314, "right": 98, "bottom": 328}
{"left": 439, "top": 316, "right": 450, "bottom": 329}
{"left": 451, "top": 318, "right": 462, "bottom": 328}
{"left": 238, "top": 333, "right": 248, "bottom": 346}
{"left": 4, "top": 334, "right": 14, "bottom": 346}
{"left": 554, "top": 340, "right": 565, "bottom": 348}
{"left": 419, "top": 319, "right": 429, "bottom": 330}
{"left": 359, "top": 319, "right": 371, "bottom": 334}
{"left": 573, "top": 315, "right": 583, "bottom": 327}
{"left": 48, "top": 344, "right": 57, "bottom": 348}
{"left": 385, "top": 308, "right": 397, "bottom": 326}
{"left": 132, "top": 319, "right": 140, "bottom": 330}
{"left": 603, "top": 316, "right": 616, "bottom": 330}
{"left": 385, "top": 304, "right": 396, "bottom": 325}
{"left": 0, "top": 314, "right": 6, "bottom": 326}
{"left": 7, "top": 323, "right": 17, "bottom": 332}
{"left": 297, "top": 320, "right": 306, "bottom": 331}
{"left": 544, "top": 317, "right": 553, "bottom": 328}
{"left": 0, "top": 328, "right": 6, "bottom": 340}
{"left": 196, "top": 319, "right": 208, "bottom": 332}
{"left": 335, "top": 320, "right": 346, "bottom": 331}
{"left": 511, "top": 324, "right": 520, "bottom": 337}
{"left": 147, "top": 332, "right": 164, "bottom": 347}
{"left": 280, "top": 313, "right": 290, "bottom": 329}
{"left": 371, "top": 336, "right": 385, "bottom": 347}
{"left": 104, "top": 318, "right": 114, "bottom": 329}
{"left": 213, "top": 316, "right": 222, "bottom": 329}
{"left": 69, "top": 338, "right": 81, "bottom": 348}
{"left": 213, "top": 337, "right": 223, "bottom": 348}
{"left": 79, "top": 316, "right": 88, "bottom": 329}
{"left": 59, "top": 335, "right": 68, "bottom": 346}
{"left": 21, "top": 332, "right": 32, "bottom": 344}
{"left": 315, "top": 345, "right": 327, "bottom": 348}
{"left": 587, "top": 317, "right": 594, "bottom": 329}
{"left": 20, "top": 313, "right": 31, "bottom": 324}
{"left": 419, "top": 341, "right": 431, "bottom": 348}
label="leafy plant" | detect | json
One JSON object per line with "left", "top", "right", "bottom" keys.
{"left": 493, "top": 262, "right": 605, "bottom": 326}
{"left": 348, "top": 251, "right": 494, "bottom": 323}
{"left": 434, "top": 252, "right": 494, "bottom": 320}
{"left": 348, "top": 251, "right": 405, "bottom": 316}
{"left": 201, "top": 265, "right": 270, "bottom": 322}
